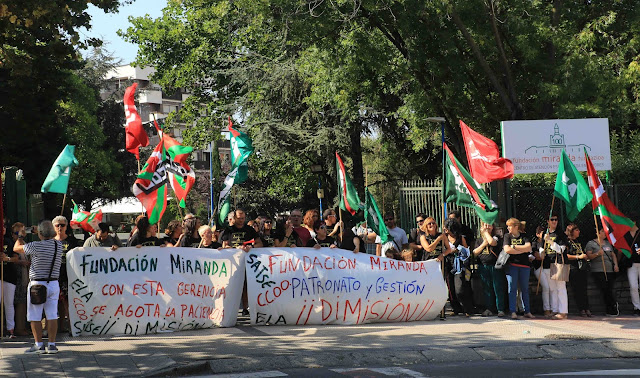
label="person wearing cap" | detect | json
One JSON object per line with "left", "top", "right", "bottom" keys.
{"left": 52, "top": 215, "right": 79, "bottom": 334}
{"left": 83, "top": 223, "right": 121, "bottom": 250}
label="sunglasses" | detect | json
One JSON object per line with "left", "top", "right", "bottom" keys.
{"left": 427, "top": 222, "right": 436, "bottom": 225}
{"left": 549, "top": 218, "right": 558, "bottom": 221}
{"left": 416, "top": 219, "right": 425, "bottom": 223}
{"left": 264, "top": 220, "right": 272, "bottom": 224}
{"left": 55, "top": 224, "right": 67, "bottom": 228}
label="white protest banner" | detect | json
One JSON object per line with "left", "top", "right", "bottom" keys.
{"left": 501, "top": 118, "right": 611, "bottom": 174}
{"left": 246, "top": 248, "right": 448, "bottom": 325}
{"left": 67, "top": 247, "right": 245, "bottom": 337}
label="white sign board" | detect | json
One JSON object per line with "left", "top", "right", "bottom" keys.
{"left": 67, "top": 247, "right": 246, "bottom": 337}
{"left": 246, "top": 248, "right": 448, "bottom": 326}
{"left": 501, "top": 118, "right": 611, "bottom": 174}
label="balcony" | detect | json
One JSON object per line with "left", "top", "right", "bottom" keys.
{"left": 138, "top": 89, "right": 163, "bottom": 104}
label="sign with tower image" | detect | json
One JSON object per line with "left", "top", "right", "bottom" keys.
{"left": 501, "top": 118, "right": 611, "bottom": 174}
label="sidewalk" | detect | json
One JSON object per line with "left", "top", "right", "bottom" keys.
{"left": 2, "top": 313, "right": 639, "bottom": 377}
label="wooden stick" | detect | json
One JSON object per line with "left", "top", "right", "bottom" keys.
{"left": 593, "top": 214, "right": 608, "bottom": 281}
{"left": 60, "top": 193, "right": 67, "bottom": 216}
{"left": 175, "top": 196, "right": 184, "bottom": 219}
{"left": 339, "top": 208, "right": 344, "bottom": 243}
{"left": 1, "top": 255, "right": 4, "bottom": 341}
{"left": 536, "top": 196, "right": 555, "bottom": 296}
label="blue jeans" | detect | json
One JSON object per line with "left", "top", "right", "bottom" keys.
{"left": 505, "top": 264, "right": 531, "bottom": 314}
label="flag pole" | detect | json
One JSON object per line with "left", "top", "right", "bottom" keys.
{"left": 593, "top": 214, "right": 608, "bottom": 281}
{"left": 536, "top": 195, "right": 555, "bottom": 295}
{"left": 339, "top": 208, "right": 344, "bottom": 243}
{"left": 1, "top": 175, "right": 4, "bottom": 341}
{"left": 61, "top": 193, "right": 67, "bottom": 216}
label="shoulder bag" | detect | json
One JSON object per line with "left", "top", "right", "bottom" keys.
{"left": 494, "top": 249, "right": 509, "bottom": 269}
{"left": 550, "top": 250, "right": 570, "bottom": 281}
{"left": 29, "top": 241, "right": 58, "bottom": 305}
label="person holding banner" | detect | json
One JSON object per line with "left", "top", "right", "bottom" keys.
{"left": 257, "top": 216, "right": 275, "bottom": 247}
{"left": 503, "top": 218, "right": 535, "bottom": 320}
{"left": 163, "top": 220, "right": 184, "bottom": 246}
{"left": 306, "top": 221, "right": 338, "bottom": 249}
{"left": 13, "top": 220, "right": 62, "bottom": 354}
{"left": 586, "top": 227, "right": 619, "bottom": 316}
{"left": 220, "top": 209, "right": 263, "bottom": 250}
{"left": 274, "top": 215, "right": 301, "bottom": 248}
{"left": 128, "top": 216, "right": 164, "bottom": 247}
{"left": 198, "top": 225, "right": 221, "bottom": 249}
{"left": 83, "top": 223, "right": 121, "bottom": 250}
{"left": 182, "top": 214, "right": 202, "bottom": 248}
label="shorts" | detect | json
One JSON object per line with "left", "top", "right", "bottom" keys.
{"left": 27, "top": 280, "right": 60, "bottom": 322}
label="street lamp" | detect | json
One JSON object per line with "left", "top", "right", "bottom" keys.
{"left": 310, "top": 164, "right": 324, "bottom": 219}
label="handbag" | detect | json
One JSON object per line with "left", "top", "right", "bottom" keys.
{"left": 29, "top": 241, "right": 58, "bottom": 305}
{"left": 550, "top": 252, "right": 570, "bottom": 281}
{"left": 494, "top": 250, "right": 509, "bottom": 269}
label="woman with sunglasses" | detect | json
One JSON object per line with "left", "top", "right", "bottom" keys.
{"left": 473, "top": 222, "right": 506, "bottom": 317}
{"left": 257, "top": 216, "right": 275, "bottom": 247}
{"left": 306, "top": 221, "right": 337, "bottom": 249}
{"left": 542, "top": 214, "right": 569, "bottom": 319}
{"left": 565, "top": 223, "right": 591, "bottom": 317}
{"left": 418, "top": 217, "right": 445, "bottom": 261}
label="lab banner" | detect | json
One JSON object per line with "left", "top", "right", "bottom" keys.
{"left": 67, "top": 247, "right": 246, "bottom": 337}
{"left": 246, "top": 248, "right": 448, "bottom": 326}
{"left": 501, "top": 118, "right": 611, "bottom": 174}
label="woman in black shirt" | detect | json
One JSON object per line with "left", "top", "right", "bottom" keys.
{"left": 473, "top": 222, "right": 505, "bottom": 317}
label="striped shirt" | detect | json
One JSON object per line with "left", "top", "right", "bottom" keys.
{"left": 23, "top": 239, "right": 63, "bottom": 281}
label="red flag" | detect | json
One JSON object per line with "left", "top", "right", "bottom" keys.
{"left": 124, "top": 83, "right": 149, "bottom": 159}
{"left": 585, "top": 149, "right": 637, "bottom": 258}
{"left": 459, "top": 120, "right": 514, "bottom": 183}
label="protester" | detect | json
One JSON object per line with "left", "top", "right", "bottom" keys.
{"left": 257, "top": 216, "right": 275, "bottom": 247}
{"left": 306, "top": 221, "right": 337, "bottom": 249}
{"left": 585, "top": 227, "right": 619, "bottom": 316}
{"left": 323, "top": 209, "right": 342, "bottom": 239}
{"left": 227, "top": 212, "right": 236, "bottom": 227}
{"left": 274, "top": 214, "right": 301, "bottom": 248}
{"left": 128, "top": 216, "right": 164, "bottom": 247}
{"left": 354, "top": 221, "right": 378, "bottom": 255}
{"left": 532, "top": 225, "right": 551, "bottom": 316}
{"left": 220, "top": 209, "right": 263, "bottom": 250}
{"left": 409, "top": 213, "right": 427, "bottom": 259}
{"left": 163, "top": 219, "right": 183, "bottom": 246}
{"left": 83, "top": 223, "right": 121, "bottom": 250}
{"left": 473, "top": 222, "right": 506, "bottom": 317}
{"left": 289, "top": 209, "right": 311, "bottom": 246}
{"left": 13, "top": 220, "right": 62, "bottom": 354}
{"left": 449, "top": 210, "right": 476, "bottom": 248}
{"left": 10, "top": 222, "right": 30, "bottom": 336}
{"left": 338, "top": 219, "right": 362, "bottom": 253}
{"left": 565, "top": 223, "right": 591, "bottom": 317}
{"left": 52, "top": 215, "right": 79, "bottom": 333}
{"left": 626, "top": 233, "right": 640, "bottom": 316}
{"left": 376, "top": 212, "right": 408, "bottom": 257}
{"left": 443, "top": 218, "right": 474, "bottom": 317}
{"left": 302, "top": 209, "right": 319, "bottom": 239}
{"left": 247, "top": 219, "right": 259, "bottom": 234}
{"left": 418, "top": 216, "right": 445, "bottom": 261}
{"left": 1, "top": 221, "right": 19, "bottom": 338}
{"left": 181, "top": 214, "right": 202, "bottom": 248}
{"left": 198, "top": 225, "right": 221, "bottom": 249}
{"left": 542, "top": 214, "right": 569, "bottom": 319}
{"left": 503, "top": 217, "right": 535, "bottom": 320}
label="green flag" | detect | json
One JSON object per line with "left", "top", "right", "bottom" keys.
{"left": 336, "top": 152, "right": 362, "bottom": 215}
{"left": 218, "top": 118, "right": 254, "bottom": 225}
{"left": 364, "top": 188, "right": 390, "bottom": 243}
{"left": 41, "top": 144, "right": 79, "bottom": 194}
{"left": 554, "top": 149, "right": 592, "bottom": 221}
{"left": 443, "top": 143, "right": 498, "bottom": 225}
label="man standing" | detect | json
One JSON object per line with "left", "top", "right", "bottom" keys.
{"left": 289, "top": 209, "right": 311, "bottom": 246}
{"left": 221, "top": 209, "right": 263, "bottom": 250}
{"left": 376, "top": 212, "right": 409, "bottom": 257}
{"left": 13, "top": 220, "right": 62, "bottom": 354}
{"left": 83, "top": 223, "right": 121, "bottom": 250}
{"left": 408, "top": 213, "right": 427, "bottom": 260}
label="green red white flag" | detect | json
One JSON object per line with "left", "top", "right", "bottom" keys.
{"left": 443, "top": 143, "right": 498, "bottom": 225}
{"left": 218, "top": 117, "right": 254, "bottom": 225}
{"left": 585, "top": 148, "right": 637, "bottom": 258}
{"left": 132, "top": 127, "right": 195, "bottom": 224}
{"left": 70, "top": 200, "right": 102, "bottom": 233}
{"left": 336, "top": 152, "right": 362, "bottom": 215}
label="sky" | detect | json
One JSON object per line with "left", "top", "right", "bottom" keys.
{"left": 80, "top": 0, "right": 167, "bottom": 65}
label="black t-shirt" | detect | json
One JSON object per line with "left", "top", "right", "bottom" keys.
{"left": 543, "top": 230, "right": 568, "bottom": 266}
{"left": 129, "top": 234, "right": 164, "bottom": 247}
{"left": 2, "top": 236, "right": 18, "bottom": 285}
{"left": 274, "top": 228, "right": 300, "bottom": 247}
{"left": 460, "top": 223, "right": 476, "bottom": 248}
{"left": 420, "top": 232, "right": 443, "bottom": 261}
{"left": 531, "top": 238, "right": 547, "bottom": 269}
{"left": 162, "top": 236, "right": 179, "bottom": 246}
{"left": 475, "top": 236, "right": 501, "bottom": 266}
{"left": 338, "top": 229, "right": 361, "bottom": 252}
{"left": 59, "top": 236, "right": 80, "bottom": 282}
{"left": 566, "top": 238, "right": 586, "bottom": 269}
{"left": 306, "top": 235, "right": 336, "bottom": 248}
{"left": 503, "top": 233, "right": 531, "bottom": 267}
{"left": 220, "top": 225, "right": 258, "bottom": 248}
{"left": 200, "top": 241, "right": 222, "bottom": 249}
{"left": 182, "top": 235, "right": 202, "bottom": 248}
{"left": 260, "top": 232, "right": 275, "bottom": 247}
{"left": 631, "top": 244, "right": 640, "bottom": 264}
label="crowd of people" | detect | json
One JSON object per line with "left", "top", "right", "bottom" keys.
{"left": 2, "top": 206, "right": 640, "bottom": 355}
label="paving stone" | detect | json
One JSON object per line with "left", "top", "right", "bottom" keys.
{"left": 134, "top": 353, "right": 176, "bottom": 373}
{"left": 540, "top": 342, "right": 618, "bottom": 359}
{"left": 420, "top": 347, "right": 483, "bottom": 362}
{"left": 473, "top": 345, "right": 548, "bottom": 360}
{"left": 209, "top": 356, "right": 293, "bottom": 374}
